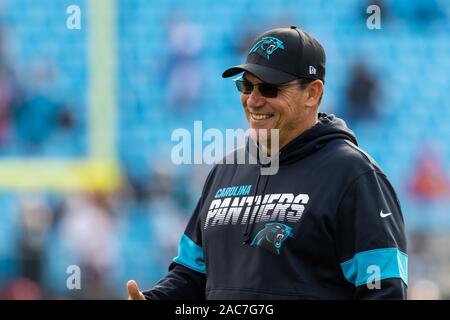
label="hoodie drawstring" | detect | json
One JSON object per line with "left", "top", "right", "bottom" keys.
{"left": 243, "top": 172, "right": 261, "bottom": 244}
{"left": 242, "top": 171, "right": 270, "bottom": 244}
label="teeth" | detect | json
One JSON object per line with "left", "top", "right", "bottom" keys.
{"left": 251, "top": 113, "right": 273, "bottom": 120}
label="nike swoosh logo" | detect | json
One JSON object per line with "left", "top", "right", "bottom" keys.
{"left": 380, "top": 210, "right": 392, "bottom": 218}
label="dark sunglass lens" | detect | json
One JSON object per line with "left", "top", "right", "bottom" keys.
{"left": 242, "top": 81, "right": 254, "bottom": 94}
{"left": 235, "top": 79, "right": 252, "bottom": 94}
{"left": 235, "top": 79, "right": 244, "bottom": 93}
{"left": 259, "top": 83, "right": 279, "bottom": 98}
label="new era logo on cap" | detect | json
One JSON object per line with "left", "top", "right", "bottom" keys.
{"left": 309, "top": 66, "right": 316, "bottom": 75}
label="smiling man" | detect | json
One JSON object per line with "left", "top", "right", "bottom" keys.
{"left": 127, "top": 26, "right": 408, "bottom": 300}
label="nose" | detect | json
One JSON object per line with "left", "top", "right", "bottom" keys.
{"left": 246, "top": 88, "right": 265, "bottom": 109}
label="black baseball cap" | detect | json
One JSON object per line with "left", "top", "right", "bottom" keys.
{"left": 222, "top": 26, "right": 326, "bottom": 85}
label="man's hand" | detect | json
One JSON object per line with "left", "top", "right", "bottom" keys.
{"left": 127, "top": 280, "right": 145, "bottom": 300}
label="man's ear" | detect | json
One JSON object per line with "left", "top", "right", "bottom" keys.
{"left": 304, "top": 80, "right": 323, "bottom": 108}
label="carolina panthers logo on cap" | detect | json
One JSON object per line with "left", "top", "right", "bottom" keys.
{"left": 251, "top": 223, "right": 293, "bottom": 255}
{"left": 249, "top": 36, "right": 285, "bottom": 60}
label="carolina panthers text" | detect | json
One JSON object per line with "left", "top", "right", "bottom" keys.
{"left": 204, "top": 193, "right": 309, "bottom": 229}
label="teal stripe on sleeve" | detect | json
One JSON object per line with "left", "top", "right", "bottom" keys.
{"left": 340, "top": 248, "right": 408, "bottom": 287}
{"left": 172, "top": 234, "right": 206, "bottom": 274}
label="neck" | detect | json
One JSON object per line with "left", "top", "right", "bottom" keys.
{"left": 263, "top": 114, "right": 319, "bottom": 154}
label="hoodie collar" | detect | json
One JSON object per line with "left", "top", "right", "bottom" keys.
{"left": 247, "top": 113, "right": 357, "bottom": 166}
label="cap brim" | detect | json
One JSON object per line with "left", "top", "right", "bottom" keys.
{"left": 222, "top": 63, "right": 298, "bottom": 85}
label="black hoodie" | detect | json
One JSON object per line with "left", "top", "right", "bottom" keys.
{"left": 143, "top": 113, "right": 407, "bottom": 300}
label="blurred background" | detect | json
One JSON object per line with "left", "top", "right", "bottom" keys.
{"left": 0, "top": 0, "right": 449, "bottom": 299}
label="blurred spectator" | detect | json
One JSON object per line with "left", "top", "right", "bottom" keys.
{"left": 57, "top": 107, "right": 76, "bottom": 132}
{"left": 0, "top": 25, "right": 24, "bottom": 148}
{"left": 58, "top": 193, "right": 119, "bottom": 299}
{"left": 122, "top": 168, "right": 153, "bottom": 204}
{"left": 413, "top": 0, "right": 445, "bottom": 27}
{"left": 137, "top": 164, "right": 193, "bottom": 265}
{"left": 386, "top": 0, "right": 446, "bottom": 29}
{"left": 11, "top": 60, "right": 75, "bottom": 154}
{"left": 16, "top": 196, "right": 53, "bottom": 286}
{"left": 406, "top": 143, "right": 450, "bottom": 290}
{"left": 164, "top": 17, "right": 204, "bottom": 113}
{"left": 409, "top": 279, "right": 441, "bottom": 300}
{"left": 344, "top": 62, "right": 380, "bottom": 123}
{"left": 408, "top": 143, "right": 450, "bottom": 201}
{"left": 151, "top": 199, "right": 187, "bottom": 267}
{"left": 1, "top": 277, "right": 43, "bottom": 300}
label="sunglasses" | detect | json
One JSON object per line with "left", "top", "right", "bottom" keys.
{"left": 234, "top": 77, "right": 300, "bottom": 98}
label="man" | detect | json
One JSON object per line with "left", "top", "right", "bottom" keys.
{"left": 127, "top": 26, "right": 407, "bottom": 299}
